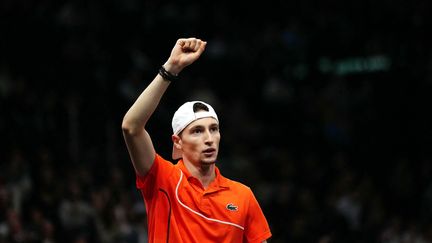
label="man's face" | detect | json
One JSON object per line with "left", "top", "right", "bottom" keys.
{"left": 176, "top": 117, "right": 220, "bottom": 165}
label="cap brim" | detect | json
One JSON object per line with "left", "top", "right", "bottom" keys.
{"left": 172, "top": 145, "right": 182, "bottom": 160}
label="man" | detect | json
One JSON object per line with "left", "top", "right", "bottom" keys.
{"left": 122, "top": 37, "right": 272, "bottom": 242}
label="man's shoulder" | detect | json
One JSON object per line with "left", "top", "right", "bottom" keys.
{"left": 223, "top": 176, "right": 253, "bottom": 193}
{"left": 154, "top": 153, "right": 177, "bottom": 169}
{"left": 147, "top": 153, "right": 177, "bottom": 178}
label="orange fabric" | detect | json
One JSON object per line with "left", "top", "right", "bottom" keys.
{"left": 136, "top": 154, "right": 272, "bottom": 243}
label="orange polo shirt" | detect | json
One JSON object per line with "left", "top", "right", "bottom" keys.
{"left": 136, "top": 153, "right": 272, "bottom": 243}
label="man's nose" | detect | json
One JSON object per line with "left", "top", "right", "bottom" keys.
{"left": 203, "top": 129, "right": 214, "bottom": 143}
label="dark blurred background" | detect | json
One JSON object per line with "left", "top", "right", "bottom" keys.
{"left": 1, "top": 0, "right": 432, "bottom": 242}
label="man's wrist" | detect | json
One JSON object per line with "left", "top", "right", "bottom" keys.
{"left": 162, "top": 62, "right": 182, "bottom": 75}
{"left": 158, "top": 65, "right": 179, "bottom": 82}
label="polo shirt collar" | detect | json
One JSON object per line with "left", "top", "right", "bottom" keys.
{"left": 176, "top": 160, "right": 230, "bottom": 190}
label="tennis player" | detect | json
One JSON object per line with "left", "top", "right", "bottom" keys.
{"left": 122, "top": 37, "right": 272, "bottom": 242}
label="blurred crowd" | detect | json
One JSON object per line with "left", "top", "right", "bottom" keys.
{"left": 1, "top": 0, "right": 432, "bottom": 242}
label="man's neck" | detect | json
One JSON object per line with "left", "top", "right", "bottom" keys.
{"left": 183, "top": 160, "right": 216, "bottom": 189}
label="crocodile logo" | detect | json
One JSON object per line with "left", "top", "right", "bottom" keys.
{"left": 226, "top": 203, "right": 238, "bottom": 211}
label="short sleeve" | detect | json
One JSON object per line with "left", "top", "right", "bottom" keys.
{"left": 135, "top": 153, "right": 175, "bottom": 200}
{"left": 244, "top": 190, "right": 272, "bottom": 243}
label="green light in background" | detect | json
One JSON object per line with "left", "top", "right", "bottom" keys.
{"left": 318, "top": 55, "right": 391, "bottom": 76}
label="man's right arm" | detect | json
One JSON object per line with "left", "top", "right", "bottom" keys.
{"left": 121, "top": 38, "right": 207, "bottom": 176}
{"left": 121, "top": 75, "right": 170, "bottom": 176}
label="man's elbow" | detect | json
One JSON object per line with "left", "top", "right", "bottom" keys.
{"left": 121, "top": 117, "right": 142, "bottom": 136}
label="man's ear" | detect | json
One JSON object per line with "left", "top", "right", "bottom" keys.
{"left": 172, "top": 134, "right": 181, "bottom": 149}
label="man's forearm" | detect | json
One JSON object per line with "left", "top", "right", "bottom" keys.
{"left": 122, "top": 74, "right": 170, "bottom": 134}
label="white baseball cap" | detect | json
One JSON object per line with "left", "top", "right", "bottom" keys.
{"left": 171, "top": 101, "right": 219, "bottom": 160}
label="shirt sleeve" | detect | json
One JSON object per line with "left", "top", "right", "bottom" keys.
{"left": 135, "top": 153, "right": 174, "bottom": 200}
{"left": 244, "top": 189, "right": 272, "bottom": 243}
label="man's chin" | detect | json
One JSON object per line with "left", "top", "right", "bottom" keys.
{"left": 200, "top": 158, "right": 216, "bottom": 165}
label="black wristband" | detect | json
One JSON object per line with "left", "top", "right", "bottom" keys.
{"left": 158, "top": 66, "right": 179, "bottom": 82}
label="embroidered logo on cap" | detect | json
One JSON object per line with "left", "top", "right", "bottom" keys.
{"left": 226, "top": 203, "right": 238, "bottom": 211}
